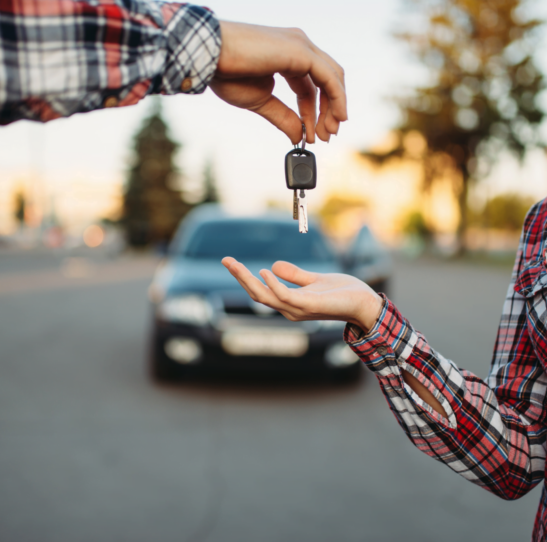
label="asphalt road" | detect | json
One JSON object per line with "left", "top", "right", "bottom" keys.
{"left": 0, "top": 248, "right": 541, "bottom": 542}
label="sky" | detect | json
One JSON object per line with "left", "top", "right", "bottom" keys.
{"left": 0, "top": 0, "right": 546, "bottom": 216}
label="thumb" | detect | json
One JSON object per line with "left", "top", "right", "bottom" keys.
{"left": 252, "top": 95, "right": 304, "bottom": 145}
{"left": 271, "top": 261, "right": 317, "bottom": 287}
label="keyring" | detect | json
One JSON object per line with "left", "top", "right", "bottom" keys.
{"left": 293, "top": 123, "right": 306, "bottom": 152}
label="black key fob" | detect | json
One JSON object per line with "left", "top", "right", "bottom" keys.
{"left": 285, "top": 148, "right": 317, "bottom": 190}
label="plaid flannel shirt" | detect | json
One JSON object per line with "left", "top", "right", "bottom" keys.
{"left": 345, "top": 198, "right": 547, "bottom": 541}
{"left": 0, "top": 0, "right": 221, "bottom": 125}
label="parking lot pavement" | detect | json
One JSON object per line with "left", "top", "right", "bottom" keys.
{"left": 0, "top": 250, "right": 540, "bottom": 542}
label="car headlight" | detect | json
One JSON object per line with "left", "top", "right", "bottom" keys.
{"left": 324, "top": 342, "right": 359, "bottom": 368}
{"left": 158, "top": 295, "right": 213, "bottom": 325}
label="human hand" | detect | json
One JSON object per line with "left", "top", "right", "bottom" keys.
{"left": 221, "top": 258, "right": 383, "bottom": 331}
{"left": 210, "top": 21, "right": 347, "bottom": 145}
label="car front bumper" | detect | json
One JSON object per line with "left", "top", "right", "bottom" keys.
{"left": 152, "top": 318, "right": 356, "bottom": 373}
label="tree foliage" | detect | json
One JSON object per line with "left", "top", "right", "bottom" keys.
{"left": 402, "top": 209, "right": 434, "bottom": 239}
{"left": 362, "top": 0, "right": 545, "bottom": 251}
{"left": 469, "top": 192, "right": 535, "bottom": 230}
{"left": 318, "top": 193, "right": 369, "bottom": 234}
{"left": 13, "top": 191, "right": 25, "bottom": 226}
{"left": 123, "top": 101, "right": 192, "bottom": 247}
{"left": 201, "top": 158, "right": 220, "bottom": 204}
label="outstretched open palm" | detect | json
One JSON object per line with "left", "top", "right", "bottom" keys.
{"left": 221, "top": 258, "right": 382, "bottom": 331}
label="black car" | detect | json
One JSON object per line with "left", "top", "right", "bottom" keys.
{"left": 148, "top": 205, "right": 391, "bottom": 381}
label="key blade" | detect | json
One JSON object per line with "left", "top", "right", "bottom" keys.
{"left": 293, "top": 190, "right": 298, "bottom": 220}
{"left": 298, "top": 192, "right": 308, "bottom": 234}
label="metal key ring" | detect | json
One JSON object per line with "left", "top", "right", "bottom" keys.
{"left": 293, "top": 123, "right": 306, "bottom": 153}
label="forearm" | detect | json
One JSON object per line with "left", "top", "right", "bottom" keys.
{"left": 352, "top": 292, "right": 448, "bottom": 417}
{"left": 345, "top": 296, "right": 545, "bottom": 499}
{"left": 0, "top": 1, "right": 221, "bottom": 125}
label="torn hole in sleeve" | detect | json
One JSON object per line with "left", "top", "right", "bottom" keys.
{"left": 401, "top": 367, "right": 457, "bottom": 430}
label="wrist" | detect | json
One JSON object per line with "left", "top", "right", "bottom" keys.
{"left": 215, "top": 21, "right": 253, "bottom": 76}
{"left": 215, "top": 21, "right": 232, "bottom": 75}
{"left": 350, "top": 291, "right": 383, "bottom": 333}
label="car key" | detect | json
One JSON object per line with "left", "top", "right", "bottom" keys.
{"left": 297, "top": 189, "right": 308, "bottom": 233}
{"left": 285, "top": 124, "right": 316, "bottom": 233}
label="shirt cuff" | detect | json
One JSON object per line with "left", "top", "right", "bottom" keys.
{"left": 343, "top": 294, "right": 416, "bottom": 376}
{"left": 161, "top": 4, "right": 221, "bottom": 95}
{"left": 344, "top": 295, "right": 456, "bottom": 428}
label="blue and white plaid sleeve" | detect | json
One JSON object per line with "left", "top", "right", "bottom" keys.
{"left": 0, "top": 1, "right": 221, "bottom": 125}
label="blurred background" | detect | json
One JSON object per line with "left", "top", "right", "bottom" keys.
{"left": 1, "top": 0, "right": 547, "bottom": 540}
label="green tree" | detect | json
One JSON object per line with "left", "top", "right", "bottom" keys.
{"left": 13, "top": 191, "right": 25, "bottom": 227}
{"left": 402, "top": 209, "right": 434, "bottom": 240}
{"left": 201, "top": 158, "right": 220, "bottom": 203}
{"left": 123, "top": 100, "right": 192, "bottom": 247}
{"left": 362, "top": 0, "right": 545, "bottom": 253}
{"left": 469, "top": 192, "right": 535, "bottom": 230}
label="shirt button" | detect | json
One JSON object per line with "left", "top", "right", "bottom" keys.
{"left": 103, "top": 96, "right": 118, "bottom": 108}
{"left": 377, "top": 346, "right": 388, "bottom": 356}
{"left": 181, "top": 77, "right": 193, "bottom": 92}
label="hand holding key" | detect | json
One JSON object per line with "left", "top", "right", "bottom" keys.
{"left": 210, "top": 21, "right": 347, "bottom": 144}
{"left": 222, "top": 258, "right": 383, "bottom": 332}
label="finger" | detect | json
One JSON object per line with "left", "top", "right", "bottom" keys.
{"left": 222, "top": 256, "right": 237, "bottom": 269}
{"left": 312, "top": 47, "right": 346, "bottom": 96}
{"left": 260, "top": 269, "right": 306, "bottom": 309}
{"left": 261, "top": 269, "right": 323, "bottom": 319}
{"left": 286, "top": 75, "right": 317, "bottom": 144}
{"left": 223, "top": 258, "right": 292, "bottom": 310}
{"left": 316, "top": 89, "right": 340, "bottom": 138}
{"left": 271, "top": 261, "right": 317, "bottom": 287}
{"left": 324, "top": 107, "right": 340, "bottom": 135}
{"left": 308, "top": 46, "right": 347, "bottom": 122}
{"left": 316, "top": 90, "right": 330, "bottom": 142}
{"left": 304, "top": 52, "right": 347, "bottom": 123}
{"left": 252, "top": 94, "right": 306, "bottom": 145}
{"left": 280, "top": 50, "right": 346, "bottom": 126}
{"left": 224, "top": 259, "right": 269, "bottom": 300}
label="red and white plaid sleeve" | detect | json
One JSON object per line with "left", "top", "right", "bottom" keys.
{"left": 0, "top": 1, "right": 221, "bottom": 124}
{"left": 345, "top": 199, "right": 547, "bottom": 541}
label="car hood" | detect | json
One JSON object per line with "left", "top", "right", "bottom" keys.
{"left": 161, "top": 257, "right": 342, "bottom": 296}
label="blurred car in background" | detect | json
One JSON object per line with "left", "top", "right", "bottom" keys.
{"left": 148, "top": 205, "right": 391, "bottom": 381}
{"left": 343, "top": 224, "right": 392, "bottom": 297}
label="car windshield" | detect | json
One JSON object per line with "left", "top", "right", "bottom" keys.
{"left": 179, "top": 220, "right": 335, "bottom": 263}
